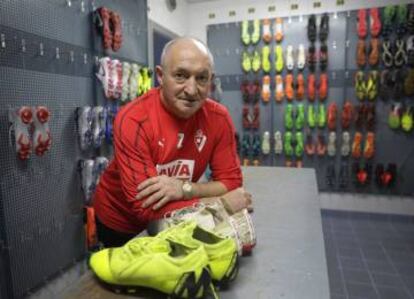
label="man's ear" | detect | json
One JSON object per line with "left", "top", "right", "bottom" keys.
{"left": 210, "top": 72, "right": 215, "bottom": 82}
{"left": 155, "top": 65, "right": 164, "bottom": 86}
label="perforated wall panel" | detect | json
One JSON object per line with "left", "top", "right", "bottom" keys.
{"left": 0, "top": 0, "right": 148, "bottom": 298}
{"left": 207, "top": 9, "right": 414, "bottom": 196}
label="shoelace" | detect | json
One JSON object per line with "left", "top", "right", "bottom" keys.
{"left": 394, "top": 39, "right": 407, "bottom": 67}
{"left": 121, "top": 238, "right": 171, "bottom": 263}
{"left": 382, "top": 40, "right": 394, "bottom": 68}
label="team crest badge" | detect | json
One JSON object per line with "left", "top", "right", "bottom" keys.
{"left": 194, "top": 129, "right": 207, "bottom": 152}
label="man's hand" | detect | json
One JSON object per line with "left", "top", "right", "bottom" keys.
{"left": 136, "top": 175, "right": 184, "bottom": 210}
{"left": 220, "top": 187, "right": 253, "bottom": 214}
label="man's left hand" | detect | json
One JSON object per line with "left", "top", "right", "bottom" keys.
{"left": 136, "top": 175, "right": 184, "bottom": 210}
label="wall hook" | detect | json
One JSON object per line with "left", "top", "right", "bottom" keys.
{"left": 1, "top": 33, "right": 6, "bottom": 48}
{"left": 39, "top": 43, "right": 44, "bottom": 56}
{"left": 70, "top": 50, "right": 74, "bottom": 63}
{"left": 21, "top": 39, "right": 26, "bottom": 52}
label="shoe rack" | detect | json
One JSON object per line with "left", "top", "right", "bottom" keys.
{"left": 0, "top": 0, "right": 148, "bottom": 298}
{"left": 207, "top": 5, "right": 414, "bottom": 196}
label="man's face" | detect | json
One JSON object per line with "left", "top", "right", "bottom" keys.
{"left": 156, "top": 41, "right": 213, "bottom": 119}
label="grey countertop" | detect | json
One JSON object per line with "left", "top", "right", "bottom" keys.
{"left": 221, "top": 166, "right": 330, "bottom": 299}
{"left": 56, "top": 166, "right": 330, "bottom": 299}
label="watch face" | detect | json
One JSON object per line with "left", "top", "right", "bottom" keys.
{"left": 183, "top": 181, "right": 192, "bottom": 192}
{"left": 182, "top": 181, "right": 193, "bottom": 198}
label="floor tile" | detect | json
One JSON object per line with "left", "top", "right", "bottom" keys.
{"left": 322, "top": 210, "right": 414, "bottom": 299}
{"left": 342, "top": 269, "right": 372, "bottom": 284}
{"left": 371, "top": 272, "right": 405, "bottom": 288}
{"left": 345, "top": 282, "right": 378, "bottom": 299}
{"left": 339, "top": 256, "right": 365, "bottom": 271}
{"left": 376, "top": 286, "right": 412, "bottom": 299}
{"left": 365, "top": 260, "right": 397, "bottom": 275}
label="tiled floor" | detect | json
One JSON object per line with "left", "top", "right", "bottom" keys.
{"left": 321, "top": 210, "right": 414, "bottom": 299}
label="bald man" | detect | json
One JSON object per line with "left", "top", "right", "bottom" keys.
{"left": 93, "top": 37, "right": 250, "bottom": 247}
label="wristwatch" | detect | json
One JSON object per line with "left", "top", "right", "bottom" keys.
{"left": 182, "top": 181, "right": 194, "bottom": 199}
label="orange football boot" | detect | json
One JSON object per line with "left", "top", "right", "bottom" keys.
{"left": 363, "top": 132, "right": 375, "bottom": 159}
{"left": 352, "top": 132, "right": 362, "bottom": 159}
{"left": 327, "top": 102, "right": 338, "bottom": 131}
{"left": 307, "top": 73, "right": 316, "bottom": 102}
{"left": 275, "top": 75, "right": 284, "bottom": 102}
{"left": 319, "top": 73, "right": 328, "bottom": 101}
{"left": 296, "top": 73, "right": 305, "bottom": 100}
{"left": 261, "top": 75, "right": 271, "bottom": 103}
{"left": 285, "top": 74, "right": 294, "bottom": 101}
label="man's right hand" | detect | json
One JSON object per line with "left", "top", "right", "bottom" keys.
{"left": 220, "top": 187, "right": 253, "bottom": 214}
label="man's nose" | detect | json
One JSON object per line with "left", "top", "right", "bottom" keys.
{"left": 184, "top": 77, "right": 197, "bottom": 96}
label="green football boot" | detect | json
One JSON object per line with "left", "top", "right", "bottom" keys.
{"left": 261, "top": 45, "right": 271, "bottom": 73}
{"left": 296, "top": 104, "right": 305, "bottom": 130}
{"left": 241, "top": 20, "right": 250, "bottom": 46}
{"left": 366, "top": 70, "right": 378, "bottom": 101}
{"left": 138, "top": 68, "right": 144, "bottom": 96}
{"left": 275, "top": 45, "right": 284, "bottom": 73}
{"left": 355, "top": 71, "right": 366, "bottom": 101}
{"left": 251, "top": 19, "right": 260, "bottom": 44}
{"left": 318, "top": 104, "right": 326, "bottom": 128}
{"left": 388, "top": 105, "right": 401, "bottom": 129}
{"left": 401, "top": 108, "right": 413, "bottom": 132}
{"left": 396, "top": 5, "right": 408, "bottom": 34}
{"left": 251, "top": 49, "right": 261, "bottom": 72}
{"left": 157, "top": 221, "right": 239, "bottom": 288}
{"left": 285, "top": 104, "right": 294, "bottom": 130}
{"left": 307, "top": 104, "right": 316, "bottom": 128}
{"left": 284, "top": 131, "right": 294, "bottom": 157}
{"left": 89, "top": 236, "right": 213, "bottom": 298}
{"left": 295, "top": 132, "right": 304, "bottom": 158}
{"left": 241, "top": 50, "right": 252, "bottom": 72}
{"left": 383, "top": 5, "right": 396, "bottom": 36}
{"left": 141, "top": 67, "right": 152, "bottom": 94}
